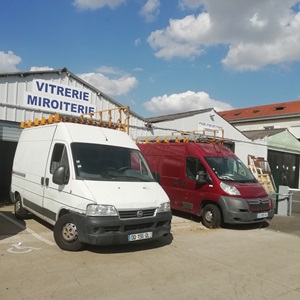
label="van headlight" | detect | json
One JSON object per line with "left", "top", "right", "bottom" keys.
{"left": 157, "top": 202, "right": 171, "bottom": 213}
{"left": 220, "top": 182, "right": 241, "bottom": 196}
{"left": 86, "top": 204, "right": 117, "bottom": 216}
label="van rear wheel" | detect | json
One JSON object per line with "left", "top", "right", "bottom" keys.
{"left": 54, "top": 213, "right": 83, "bottom": 251}
{"left": 14, "top": 194, "right": 28, "bottom": 220}
{"left": 202, "top": 204, "right": 221, "bottom": 229}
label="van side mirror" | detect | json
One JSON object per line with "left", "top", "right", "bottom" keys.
{"left": 196, "top": 171, "right": 208, "bottom": 184}
{"left": 153, "top": 171, "right": 161, "bottom": 183}
{"left": 53, "top": 166, "right": 68, "bottom": 185}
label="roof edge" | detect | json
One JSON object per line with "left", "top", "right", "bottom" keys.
{"left": 146, "top": 108, "right": 214, "bottom": 123}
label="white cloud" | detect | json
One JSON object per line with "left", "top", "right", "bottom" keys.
{"left": 0, "top": 51, "right": 21, "bottom": 73}
{"left": 30, "top": 66, "right": 54, "bottom": 71}
{"left": 133, "top": 67, "right": 143, "bottom": 71}
{"left": 143, "top": 91, "right": 233, "bottom": 115}
{"left": 78, "top": 71, "right": 138, "bottom": 96}
{"left": 178, "top": 0, "right": 205, "bottom": 10}
{"left": 73, "top": 0, "right": 125, "bottom": 10}
{"left": 148, "top": 14, "right": 210, "bottom": 59}
{"left": 95, "top": 66, "right": 122, "bottom": 75}
{"left": 134, "top": 38, "right": 142, "bottom": 47}
{"left": 148, "top": 0, "right": 300, "bottom": 70}
{"left": 139, "top": 0, "right": 160, "bottom": 22}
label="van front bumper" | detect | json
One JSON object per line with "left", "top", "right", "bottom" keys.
{"left": 218, "top": 196, "right": 274, "bottom": 225}
{"left": 72, "top": 211, "right": 172, "bottom": 246}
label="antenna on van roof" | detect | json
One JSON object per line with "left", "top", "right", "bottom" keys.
{"left": 20, "top": 106, "right": 130, "bottom": 134}
{"left": 136, "top": 129, "right": 224, "bottom": 144}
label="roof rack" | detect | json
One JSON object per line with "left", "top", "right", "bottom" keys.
{"left": 136, "top": 129, "right": 224, "bottom": 144}
{"left": 20, "top": 106, "right": 130, "bottom": 134}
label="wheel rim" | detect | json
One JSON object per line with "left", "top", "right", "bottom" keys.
{"left": 15, "top": 201, "right": 21, "bottom": 213}
{"left": 61, "top": 222, "right": 78, "bottom": 242}
{"left": 204, "top": 210, "right": 213, "bottom": 223}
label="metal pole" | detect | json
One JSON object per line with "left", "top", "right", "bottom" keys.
{"left": 275, "top": 166, "right": 281, "bottom": 214}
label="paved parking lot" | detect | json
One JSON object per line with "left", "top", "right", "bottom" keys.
{"left": 1, "top": 203, "right": 300, "bottom": 300}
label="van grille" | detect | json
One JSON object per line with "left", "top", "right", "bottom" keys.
{"left": 248, "top": 199, "right": 270, "bottom": 212}
{"left": 119, "top": 209, "right": 156, "bottom": 219}
{"left": 125, "top": 223, "right": 154, "bottom": 231}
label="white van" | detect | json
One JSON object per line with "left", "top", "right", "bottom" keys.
{"left": 10, "top": 112, "right": 172, "bottom": 251}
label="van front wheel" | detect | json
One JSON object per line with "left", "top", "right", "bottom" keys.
{"left": 202, "top": 204, "right": 221, "bottom": 229}
{"left": 54, "top": 214, "right": 83, "bottom": 251}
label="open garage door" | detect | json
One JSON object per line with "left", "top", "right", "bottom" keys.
{"left": 268, "top": 150, "right": 300, "bottom": 189}
{"left": 0, "top": 141, "right": 17, "bottom": 203}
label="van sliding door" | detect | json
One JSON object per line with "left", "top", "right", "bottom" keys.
{"left": 22, "top": 126, "right": 56, "bottom": 217}
{"left": 159, "top": 155, "right": 185, "bottom": 211}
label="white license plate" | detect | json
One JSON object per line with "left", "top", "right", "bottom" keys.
{"left": 128, "top": 232, "right": 153, "bottom": 242}
{"left": 257, "top": 212, "right": 268, "bottom": 218}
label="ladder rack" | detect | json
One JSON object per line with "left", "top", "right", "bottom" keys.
{"left": 20, "top": 106, "right": 130, "bottom": 134}
{"left": 136, "top": 129, "right": 224, "bottom": 144}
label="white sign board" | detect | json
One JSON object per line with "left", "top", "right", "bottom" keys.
{"left": 24, "top": 80, "right": 95, "bottom": 115}
{"left": 198, "top": 121, "right": 223, "bottom": 138}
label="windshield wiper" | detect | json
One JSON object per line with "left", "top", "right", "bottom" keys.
{"left": 219, "top": 175, "right": 234, "bottom": 181}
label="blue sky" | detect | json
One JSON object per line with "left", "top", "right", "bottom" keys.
{"left": 1, "top": 0, "right": 300, "bottom": 117}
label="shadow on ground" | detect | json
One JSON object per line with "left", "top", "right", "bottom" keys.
{"left": 0, "top": 209, "right": 26, "bottom": 241}
{"left": 171, "top": 209, "right": 270, "bottom": 231}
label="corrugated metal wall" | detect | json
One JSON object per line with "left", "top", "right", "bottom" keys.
{"left": 0, "top": 70, "right": 150, "bottom": 140}
{"left": 0, "top": 121, "right": 22, "bottom": 142}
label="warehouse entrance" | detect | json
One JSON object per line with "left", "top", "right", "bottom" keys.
{"left": 0, "top": 141, "right": 17, "bottom": 203}
{"left": 268, "top": 150, "right": 299, "bottom": 189}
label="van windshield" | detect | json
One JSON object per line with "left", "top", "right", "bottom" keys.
{"left": 71, "top": 143, "right": 155, "bottom": 182}
{"left": 205, "top": 156, "right": 256, "bottom": 182}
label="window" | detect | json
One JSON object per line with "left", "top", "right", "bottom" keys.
{"left": 71, "top": 143, "right": 154, "bottom": 182}
{"left": 186, "top": 157, "right": 205, "bottom": 181}
{"left": 205, "top": 156, "right": 255, "bottom": 182}
{"left": 50, "top": 144, "right": 70, "bottom": 183}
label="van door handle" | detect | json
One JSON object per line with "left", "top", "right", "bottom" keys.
{"left": 174, "top": 179, "right": 178, "bottom": 186}
{"left": 182, "top": 180, "right": 186, "bottom": 187}
{"left": 41, "top": 177, "right": 49, "bottom": 186}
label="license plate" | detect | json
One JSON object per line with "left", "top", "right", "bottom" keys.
{"left": 257, "top": 212, "right": 268, "bottom": 218}
{"left": 128, "top": 232, "right": 153, "bottom": 242}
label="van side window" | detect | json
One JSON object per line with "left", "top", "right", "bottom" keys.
{"left": 50, "top": 144, "right": 70, "bottom": 180}
{"left": 186, "top": 157, "right": 205, "bottom": 181}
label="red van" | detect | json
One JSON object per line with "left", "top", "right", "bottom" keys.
{"left": 138, "top": 141, "right": 274, "bottom": 228}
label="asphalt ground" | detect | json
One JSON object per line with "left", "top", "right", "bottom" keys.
{"left": 0, "top": 203, "right": 300, "bottom": 300}
{"left": 266, "top": 213, "right": 300, "bottom": 237}
{"left": 172, "top": 209, "right": 300, "bottom": 237}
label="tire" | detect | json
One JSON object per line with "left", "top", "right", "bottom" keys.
{"left": 53, "top": 213, "right": 83, "bottom": 251}
{"left": 202, "top": 204, "right": 221, "bottom": 229}
{"left": 14, "top": 194, "right": 29, "bottom": 220}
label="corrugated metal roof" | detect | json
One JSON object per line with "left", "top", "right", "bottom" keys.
{"left": 243, "top": 129, "right": 300, "bottom": 154}
{"left": 220, "top": 100, "right": 300, "bottom": 122}
{"left": 146, "top": 108, "right": 213, "bottom": 123}
{"left": 243, "top": 128, "right": 286, "bottom": 140}
{"left": 0, "top": 67, "right": 69, "bottom": 78}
